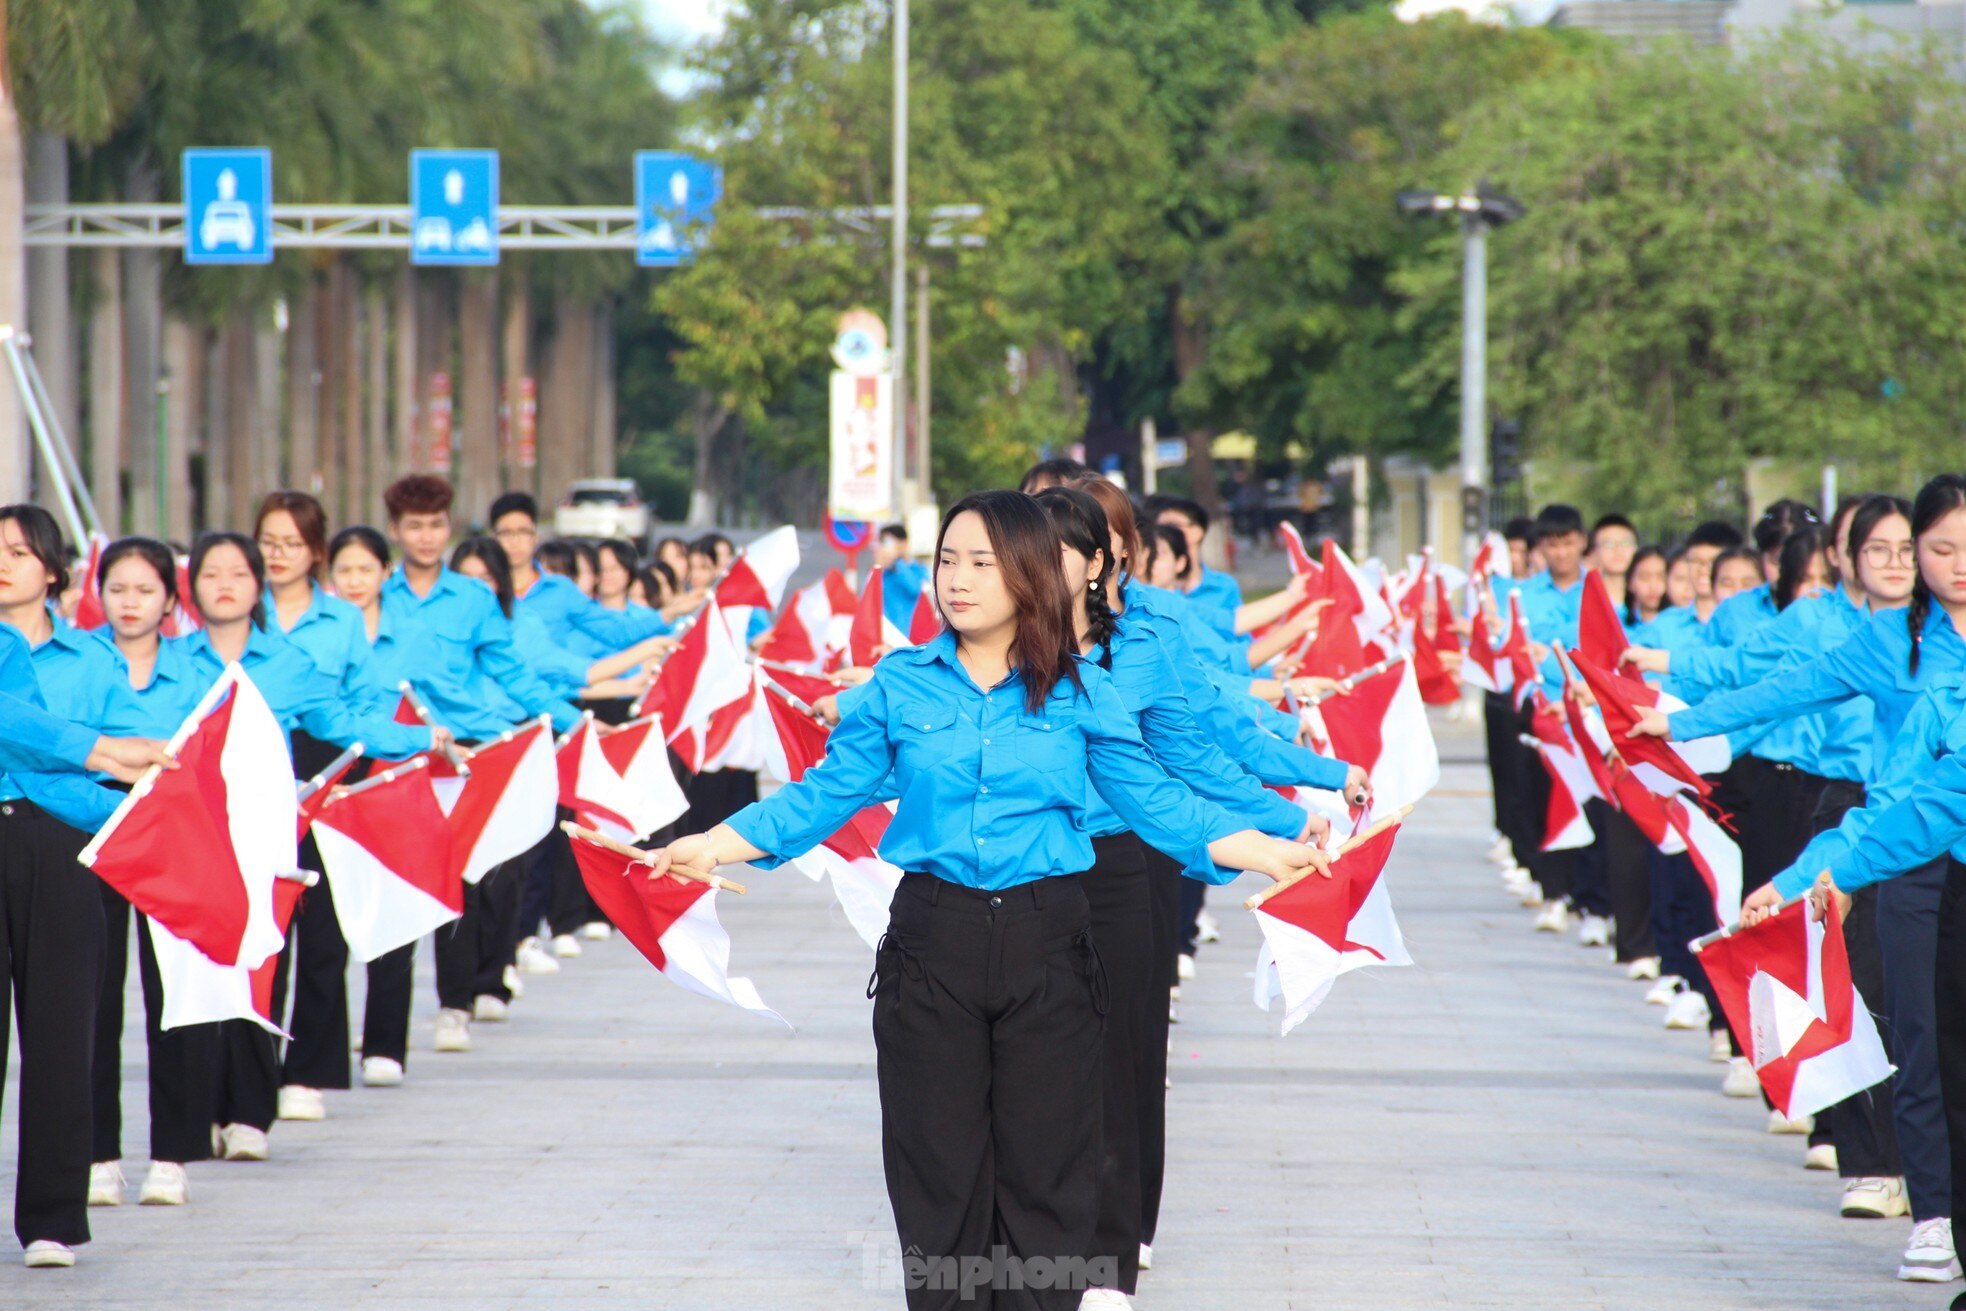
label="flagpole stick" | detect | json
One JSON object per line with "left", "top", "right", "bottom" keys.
{"left": 1690, "top": 892, "right": 1810, "bottom": 953}
{"left": 319, "top": 754, "right": 431, "bottom": 805}
{"left": 559, "top": 821, "right": 748, "bottom": 895}
{"left": 1245, "top": 804, "right": 1413, "bottom": 911}
{"left": 80, "top": 664, "right": 243, "bottom": 867}
{"left": 297, "top": 743, "right": 365, "bottom": 805}
{"left": 761, "top": 676, "right": 820, "bottom": 720}
{"left": 398, "top": 681, "right": 472, "bottom": 777}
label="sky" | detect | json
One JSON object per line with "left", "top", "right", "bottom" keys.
{"left": 629, "top": 0, "right": 728, "bottom": 96}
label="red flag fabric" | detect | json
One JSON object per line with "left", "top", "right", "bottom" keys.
{"left": 848, "top": 570, "right": 907, "bottom": 667}
{"left": 908, "top": 588, "right": 941, "bottom": 646}
{"left": 148, "top": 875, "right": 305, "bottom": 1035}
{"left": 1501, "top": 593, "right": 1538, "bottom": 707}
{"left": 444, "top": 720, "right": 557, "bottom": 884}
{"left": 1566, "top": 651, "right": 1710, "bottom": 799}
{"left": 73, "top": 533, "right": 110, "bottom": 629}
{"left": 1462, "top": 605, "right": 1508, "bottom": 695}
{"left": 310, "top": 761, "right": 462, "bottom": 962}
{"left": 1578, "top": 570, "right": 1647, "bottom": 691}
{"left": 1430, "top": 573, "right": 1461, "bottom": 655}
{"left": 1696, "top": 898, "right": 1893, "bottom": 1119}
{"left": 295, "top": 750, "right": 363, "bottom": 842}
{"left": 1252, "top": 820, "right": 1410, "bottom": 1034}
{"left": 1277, "top": 521, "right": 1321, "bottom": 580}
{"left": 1315, "top": 659, "right": 1438, "bottom": 823}
{"left": 568, "top": 836, "right": 785, "bottom": 1023}
{"left": 637, "top": 599, "right": 751, "bottom": 737}
{"left": 712, "top": 525, "right": 799, "bottom": 611}
{"left": 1411, "top": 629, "right": 1458, "bottom": 705}
{"left": 1526, "top": 695, "right": 1597, "bottom": 851}
{"left": 81, "top": 666, "right": 296, "bottom": 970}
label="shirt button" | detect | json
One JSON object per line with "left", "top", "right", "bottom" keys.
{"left": 989, "top": 895, "right": 1002, "bottom": 907}
{"left": 976, "top": 836, "right": 986, "bottom": 844}
{"left": 981, "top": 737, "right": 990, "bottom": 746}
{"left": 979, "top": 784, "right": 989, "bottom": 794}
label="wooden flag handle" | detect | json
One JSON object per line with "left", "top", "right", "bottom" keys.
{"left": 1244, "top": 804, "right": 1413, "bottom": 911}
{"left": 320, "top": 754, "right": 430, "bottom": 806}
{"left": 559, "top": 821, "right": 748, "bottom": 895}
{"left": 397, "top": 681, "right": 473, "bottom": 777}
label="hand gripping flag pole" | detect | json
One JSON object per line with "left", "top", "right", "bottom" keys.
{"left": 396, "top": 681, "right": 472, "bottom": 777}
{"left": 558, "top": 821, "right": 749, "bottom": 895}
{"left": 1244, "top": 804, "right": 1413, "bottom": 912}
{"left": 1690, "top": 893, "right": 1809, "bottom": 953}
{"left": 296, "top": 742, "right": 365, "bottom": 807}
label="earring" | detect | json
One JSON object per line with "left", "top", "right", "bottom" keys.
{"left": 1088, "top": 579, "right": 1101, "bottom": 592}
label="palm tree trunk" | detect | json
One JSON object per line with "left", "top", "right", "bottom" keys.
{"left": 501, "top": 282, "right": 531, "bottom": 496}
{"left": 161, "top": 318, "right": 200, "bottom": 539}
{"left": 26, "top": 132, "right": 79, "bottom": 470}
{"left": 123, "top": 155, "right": 163, "bottom": 534}
{"left": 86, "top": 248, "right": 124, "bottom": 533}
{"left": 392, "top": 266, "right": 418, "bottom": 483}
{"left": 687, "top": 391, "right": 730, "bottom": 528}
{"left": 286, "top": 277, "right": 320, "bottom": 493}
{"left": 588, "top": 299, "right": 615, "bottom": 480}
{"left": 317, "top": 261, "right": 348, "bottom": 521}
{"left": 0, "top": 3, "right": 30, "bottom": 502}
{"left": 364, "top": 283, "right": 386, "bottom": 522}
{"left": 1169, "top": 287, "right": 1226, "bottom": 569}
{"left": 458, "top": 273, "right": 498, "bottom": 524}
{"left": 340, "top": 275, "right": 364, "bottom": 518}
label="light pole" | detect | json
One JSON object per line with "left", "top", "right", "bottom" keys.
{"left": 1396, "top": 186, "right": 1523, "bottom": 567}
{"left": 890, "top": 0, "right": 909, "bottom": 523}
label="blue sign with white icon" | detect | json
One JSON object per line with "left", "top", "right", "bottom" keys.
{"left": 634, "top": 151, "right": 721, "bottom": 267}
{"left": 182, "top": 148, "right": 273, "bottom": 265}
{"left": 410, "top": 149, "right": 499, "bottom": 266}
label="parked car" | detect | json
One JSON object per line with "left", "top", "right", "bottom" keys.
{"left": 554, "top": 479, "right": 651, "bottom": 542}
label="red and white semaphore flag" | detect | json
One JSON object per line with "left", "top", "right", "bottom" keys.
{"left": 441, "top": 718, "right": 557, "bottom": 884}
{"left": 713, "top": 525, "right": 800, "bottom": 639}
{"left": 1252, "top": 817, "right": 1411, "bottom": 1034}
{"left": 1524, "top": 693, "right": 1598, "bottom": 852}
{"left": 82, "top": 663, "right": 298, "bottom": 971}
{"left": 637, "top": 598, "right": 753, "bottom": 769}
{"left": 1695, "top": 897, "right": 1893, "bottom": 1119}
{"left": 1313, "top": 657, "right": 1439, "bottom": 825}
{"left": 147, "top": 872, "right": 310, "bottom": 1034}
{"left": 568, "top": 833, "right": 786, "bottom": 1025}
{"left": 556, "top": 713, "right": 689, "bottom": 843}
{"left": 761, "top": 686, "right": 902, "bottom": 949}
{"left": 309, "top": 757, "right": 463, "bottom": 962}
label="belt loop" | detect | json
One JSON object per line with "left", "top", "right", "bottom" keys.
{"left": 928, "top": 878, "right": 942, "bottom": 907}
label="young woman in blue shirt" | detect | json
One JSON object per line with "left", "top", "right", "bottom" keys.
{"left": 650, "top": 491, "right": 1328, "bottom": 1311}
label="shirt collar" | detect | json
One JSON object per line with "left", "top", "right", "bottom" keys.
{"left": 387, "top": 565, "right": 461, "bottom": 604}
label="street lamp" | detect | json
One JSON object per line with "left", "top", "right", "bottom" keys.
{"left": 1396, "top": 186, "right": 1524, "bottom": 567}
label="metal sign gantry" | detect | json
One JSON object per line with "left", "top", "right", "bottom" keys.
{"left": 22, "top": 203, "right": 987, "bottom": 251}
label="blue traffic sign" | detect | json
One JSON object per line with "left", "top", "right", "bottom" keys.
{"left": 182, "top": 148, "right": 273, "bottom": 265}
{"left": 410, "top": 149, "right": 498, "bottom": 266}
{"left": 634, "top": 151, "right": 721, "bottom": 267}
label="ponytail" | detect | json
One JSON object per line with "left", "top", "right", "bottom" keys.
{"left": 1904, "top": 473, "right": 1966, "bottom": 676}
{"left": 1084, "top": 570, "right": 1119, "bottom": 669}
{"left": 1032, "top": 485, "right": 1121, "bottom": 668}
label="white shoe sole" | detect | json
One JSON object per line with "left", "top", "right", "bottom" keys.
{"left": 1841, "top": 1195, "right": 1908, "bottom": 1218}
{"left": 86, "top": 1188, "right": 121, "bottom": 1208}
{"left": 138, "top": 1184, "right": 187, "bottom": 1206}
{"left": 23, "top": 1247, "right": 74, "bottom": 1269}
{"left": 362, "top": 1063, "right": 405, "bottom": 1088}
{"left": 1896, "top": 1259, "right": 1963, "bottom": 1282}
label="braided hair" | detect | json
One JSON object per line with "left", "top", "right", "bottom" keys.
{"left": 1032, "top": 486, "right": 1119, "bottom": 668}
{"left": 1906, "top": 474, "right": 1966, "bottom": 675}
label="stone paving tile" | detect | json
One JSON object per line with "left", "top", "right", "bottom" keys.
{"left": 0, "top": 736, "right": 1944, "bottom": 1309}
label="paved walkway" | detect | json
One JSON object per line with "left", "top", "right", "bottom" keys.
{"left": 0, "top": 746, "right": 1941, "bottom": 1309}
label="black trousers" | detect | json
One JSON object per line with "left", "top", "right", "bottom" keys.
{"left": 0, "top": 802, "right": 102, "bottom": 1247}
{"left": 1937, "top": 860, "right": 1966, "bottom": 1226}
{"left": 93, "top": 883, "right": 217, "bottom": 1164}
{"left": 1886, "top": 860, "right": 1952, "bottom": 1219}
{"left": 1139, "top": 846, "right": 1181, "bottom": 1250}
{"left": 517, "top": 817, "right": 597, "bottom": 943}
{"left": 1481, "top": 690, "right": 1515, "bottom": 839}
{"left": 1568, "top": 817, "right": 1614, "bottom": 920}
{"left": 1083, "top": 834, "right": 1152, "bottom": 1294}
{"left": 279, "top": 861, "right": 351, "bottom": 1090}
{"left": 436, "top": 856, "right": 525, "bottom": 1010}
{"left": 1590, "top": 801, "right": 1656, "bottom": 960}
{"left": 212, "top": 1017, "right": 279, "bottom": 1132}
{"left": 361, "top": 942, "right": 416, "bottom": 1066}
{"left": 872, "top": 872, "right": 1109, "bottom": 1311}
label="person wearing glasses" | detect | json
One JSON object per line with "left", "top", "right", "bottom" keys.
{"left": 487, "top": 492, "right": 671, "bottom": 657}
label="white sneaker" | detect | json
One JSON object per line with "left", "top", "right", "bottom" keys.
{"left": 473, "top": 994, "right": 510, "bottom": 1023}
{"left": 1518, "top": 881, "right": 1545, "bottom": 908}
{"left": 1899, "top": 1217, "right": 1962, "bottom": 1282}
{"left": 1168, "top": 997, "right": 1179, "bottom": 1024}
{"left": 550, "top": 933, "right": 583, "bottom": 959}
{"left": 1176, "top": 953, "right": 1196, "bottom": 983}
{"left": 578, "top": 921, "right": 613, "bottom": 941}
{"left": 1765, "top": 1109, "right": 1814, "bottom": 1135}
{"left": 277, "top": 1085, "right": 325, "bottom": 1122}
{"left": 218, "top": 1124, "right": 269, "bottom": 1161}
{"left": 1644, "top": 974, "right": 1683, "bottom": 1006}
{"left": 138, "top": 1161, "right": 188, "bottom": 1206}
{"left": 1721, "top": 1057, "right": 1760, "bottom": 1098}
{"left": 1805, "top": 1143, "right": 1839, "bottom": 1172}
{"left": 502, "top": 965, "right": 525, "bottom": 998}
{"left": 23, "top": 1241, "right": 73, "bottom": 1269}
{"left": 1577, "top": 914, "right": 1611, "bottom": 947}
{"left": 434, "top": 1008, "right": 472, "bottom": 1052}
{"left": 1138, "top": 1242, "right": 1152, "bottom": 1271}
{"left": 1079, "top": 1291, "right": 1132, "bottom": 1309}
{"left": 1842, "top": 1176, "right": 1909, "bottom": 1218}
{"left": 1502, "top": 867, "right": 1533, "bottom": 894}
{"left": 1534, "top": 901, "right": 1570, "bottom": 933}
{"left": 1664, "top": 986, "right": 1711, "bottom": 1030}
{"left": 1626, "top": 956, "right": 1662, "bottom": 981}
{"left": 1708, "top": 1029, "right": 1735, "bottom": 1063}
{"left": 361, "top": 1056, "right": 404, "bottom": 1087}
{"left": 1487, "top": 835, "right": 1513, "bottom": 864}
{"left": 87, "top": 1162, "right": 124, "bottom": 1207}
{"left": 1196, "top": 909, "right": 1221, "bottom": 943}
{"left": 516, "top": 939, "right": 560, "bottom": 975}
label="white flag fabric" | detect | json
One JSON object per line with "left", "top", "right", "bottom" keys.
{"left": 1253, "top": 821, "right": 1410, "bottom": 1035}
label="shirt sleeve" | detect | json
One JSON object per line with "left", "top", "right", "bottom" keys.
{"left": 1125, "top": 647, "right": 1308, "bottom": 839}
{"left": 472, "top": 603, "right": 582, "bottom": 733}
{"left": 566, "top": 590, "right": 672, "bottom": 649}
{"left": 1079, "top": 674, "right": 1246, "bottom": 884}
{"left": 1668, "top": 620, "right": 1875, "bottom": 742}
{"left": 1826, "top": 752, "right": 1966, "bottom": 893}
{"left": 1771, "top": 692, "right": 1942, "bottom": 897}
{"left": 287, "top": 654, "right": 434, "bottom": 758}
{"left": 0, "top": 642, "right": 97, "bottom": 773}
{"left": 726, "top": 674, "right": 898, "bottom": 866}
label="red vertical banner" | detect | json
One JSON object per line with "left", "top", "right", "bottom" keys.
{"left": 428, "top": 371, "right": 454, "bottom": 474}
{"left": 518, "top": 376, "right": 538, "bottom": 470}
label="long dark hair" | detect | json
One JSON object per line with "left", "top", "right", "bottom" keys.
{"left": 1033, "top": 486, "right": 1119, "bottom": 667}
{"left": 451, "top": 536, "right": 516, "bottom": 619}
{"left": 1624, "top": 545, "right": 1668, "bottom": 625}
{"left": 328, "top": 525, "right": 391, "bottom": 570}
{"left": 1907, "top": 474, "right": 1966, "bottom": 674}
{"left": 1772, "top": 527, "right": 1826, "bottom": 612}
{"left": 1844, "top": 493, "right": 1911, "bottom": 598}
{"left": 1072, "top": 475, "right": 1145, "bottom": 586}
{"left": 99, "top": 536, "right": 179, "bottom": 607}
{"left": 189, "top": 530, "right": 267, "bottom": 629}
{"left": 1146, "top": 524, "right": 1193, "bottom": 584}
{"left": 0, "top": 503, "right": 71, "bottom": 596}
{"left": 936, "top": 490, "right": 1083, "bottom": 714}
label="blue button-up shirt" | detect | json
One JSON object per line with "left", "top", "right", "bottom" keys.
{"left": 1669, "top": 603, "right": 1966, "bottom": 784}
{"left": 516, "top": 572, "right": 669, "bottom": 660}
{"left": 1183, "top": 565, "right": 1244, "bottom": 637}
{"left": 0, "top": 624, "right": 120, "bottom": 829}
{"left": 881, "top": 559, "right": 930, "bottom": 634}
{"left": 729, "top": 632, "right": 1249, "bottom": 888}
{"left": 378, "top": 567, "right": 580, "bottom": 740}
{"left": 182, "top": 624, "right": 433, "bottom": 758}
{"left": 274, "top": 584, "right": 398, "bottom": 719}
{"left": 96, "top": 633, "right": 206, "bottom": 739}
{"left": 1775, "top": 682, "right": 1966, "bottom": 897}
{"left": 1516, "top": 570, "right": 1584, "bottom": 695}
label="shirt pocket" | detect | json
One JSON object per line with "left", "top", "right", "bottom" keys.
{"left": 893, "top": 702, "right": 963, "bottom": 770}
{"left": 1015, "top": 708, "right": 1080, "bottom": 773}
